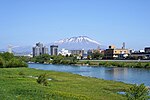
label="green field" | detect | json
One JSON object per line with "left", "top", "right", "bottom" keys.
{"left": 0, "top": 68, "right": 130, "bottom": 100}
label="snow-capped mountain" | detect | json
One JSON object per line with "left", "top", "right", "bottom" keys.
{"left": 53, "top": 36, "right": 104, "bottom": 50}
{"left": 54, "top": 36, "right": 100, "bottom": 45}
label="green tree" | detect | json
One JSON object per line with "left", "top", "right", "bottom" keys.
{"left": 0, "top": 52, "right": 28, "bottom": 68}
{"left": 16, "top": 56, "right": 30, "bottom": 62}
{"left": 60, "top": 56, "right": 78, "bottom": 65}
{"left": 126, "top": 83, "right": 150, "bottom": 100}
{"left": 0, "top": 52, "right": 14, "bottom": 61}
{"left": 34, "top": 54, "right": 50, "bottom": 63}
{"left": 5, "top": 58, "right": 28, "bottom": 68}
{"left": 91, "top": 51, "right": 104, "bottom": 60}
{"left": 52, "top": 55, "right": 63, "bottom": 64}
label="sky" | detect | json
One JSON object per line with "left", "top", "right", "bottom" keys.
{"left": 0, "top": 0, "right": 150, "bottom": 50}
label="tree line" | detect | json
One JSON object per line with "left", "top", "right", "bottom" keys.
{"left": 26, "top": 54, "right": 78, "bottom": 65}
{"left": 0, "top": 52, "right": 28, "bottom": 68}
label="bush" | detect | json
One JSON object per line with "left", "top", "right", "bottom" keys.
{"left": 136, "top": 62, "right": 142, "bottom": 68}
{"left": 144, "top": 63, "right": 149, "bottom": 68}
{"left": 104, "top": 62, "right": 112, "bottom": 67}
{"left": 52, "top": 56, "right": 63, "bottom": 64}
{"left": 34, "top": 54, "right": 51, "bottom": 63}
{"left": 85, "top": 61, "right": 90, "bottom": 65}
{"left": 126, "top": 83, "right": 150, "bottom": 100}
{"left": 0, "top": 57, "right": 4, "bottom": 68}
{"left": 110, "top": 62, "right": 118, "bottom": 67}
{"left": 118, "top": 62, "right": 125, "bottom": 67}
{"left": 18, "top": 71, "right": 25, "bottom": 76}
{"left": 99, "top": 62, "right": 106, "bottom": 66}
{"left": 0, "top": 52, "right": 14, "bottom": 61}
{"left": 5, "top": 58, "right": 28, "bottom": 68}
{"left": 37, "top": 73, "right": 48, "bottom": 86}
{"left": 60, "top": 60, "right": 70, "bottom": 65}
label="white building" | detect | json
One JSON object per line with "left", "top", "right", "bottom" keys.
{"left": 58, "top": 48, "right": 71, "bottom": 56}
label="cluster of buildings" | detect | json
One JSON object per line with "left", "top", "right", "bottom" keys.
{"left": 32, "top": 42, "right": 85, "bottom": 59}
{"left": 103, "top": 43, "right": 150, "bottom": 60}
{"left": 104, "top": 43, "right": 129, "bottom": 59}
{"left": 32, "top": 42, "right": 58, "bottom": 57}
{"left": 131, "top": 47, "right": 150, "bottom": 60}
{"left": 33, "top": 42, "right": 48, "bottom": 57}
{"left": 32, "top": 42, "right": 150, "bottom": 60}
{"left": 2, "top": 42, "right": 149, "bottom": 60}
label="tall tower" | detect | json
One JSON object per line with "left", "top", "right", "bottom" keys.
{"left": 122, "top": 42, "right": 125, "bottom": 49}
{"left": 33, "top": 46, "right": 40, "bottom": 57}
{"left": 32, "top": 42, "right": 48, "bottom": 57}
{"left": 42, "top": 46, "right": 48, "bottom": 54}
{"left": 36, "top": 42, "right": 43, "bottom": 55}
{"left": 50, "top": 45, "right": 58, "bottom": 55}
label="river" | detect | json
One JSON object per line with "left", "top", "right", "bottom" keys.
{"left": 29, "top": 63, "right": 150, "bottom": 86}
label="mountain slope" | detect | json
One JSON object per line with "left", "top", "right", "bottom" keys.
{"left": 53, "top": 36, "right": 104, "bottom": 50}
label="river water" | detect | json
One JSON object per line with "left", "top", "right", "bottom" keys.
{"left": 29, "top": 64, "right": 150, "bottom": 86}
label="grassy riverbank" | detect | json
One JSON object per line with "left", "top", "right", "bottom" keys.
{"left": 0, "top": 68, "right": 130, "bottom": 100}
{"left": 78, "top": 60, "right": 150, "bottom": 68}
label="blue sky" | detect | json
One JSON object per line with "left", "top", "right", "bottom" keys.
{"left": 0, "top": 0, "right": 150, "bottom": 50}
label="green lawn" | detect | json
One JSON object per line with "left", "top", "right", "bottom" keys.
{"left": 0, "top": 68, "right": 130, "bottom": 100}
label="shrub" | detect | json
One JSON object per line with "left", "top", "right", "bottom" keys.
{"left": 85, "top": 61, "right": 90, "bottom": 65}
{"left": 126, "top": 83, "right": 150, "bottom": 100}
{"left": 37, "top": 73, "right": 48, "bottom": 86}
{"left": 5, "top": 58, "right": 28, "bottom": 68}
{"left": 118, "top": 62, "right": 125, "bottom": 67}
{"left": 0, "top": 57, "right": 4, "bottom": 68}
{"left": 104, "top": 62, "right": 112, "bottom": 67}
{"left": 144, "top": 63, "right": 149, "bottom": 68}
{"left": 136, "top": 62, "right": 142, "bottom": 68}
{"left": 126, "top": 63, "right": 135, "bottom": 68}
{"left": 61, "top": 60, "right": 70, "bottom": 65}
{"left": 18, "top": 71, "right": 25, "bottom": 76}
{"left": 0, "top": 52, "right": 14, "bottom": 61}
{"left": 52, "top": 56, "right": 63, "bottom": 64}
{"left": 99, "top": 62, "right": 106, "bottom": 66}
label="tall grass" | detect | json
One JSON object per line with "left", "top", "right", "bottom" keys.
{"left": 0, "top": 68, "right": 130, "bottom": 100}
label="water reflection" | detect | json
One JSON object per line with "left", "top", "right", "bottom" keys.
{"left": 29, "top": 64, "right": 150, "bottom": 86}
{"left": 105, "top": 68, "right": 128, "bottom": 81}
